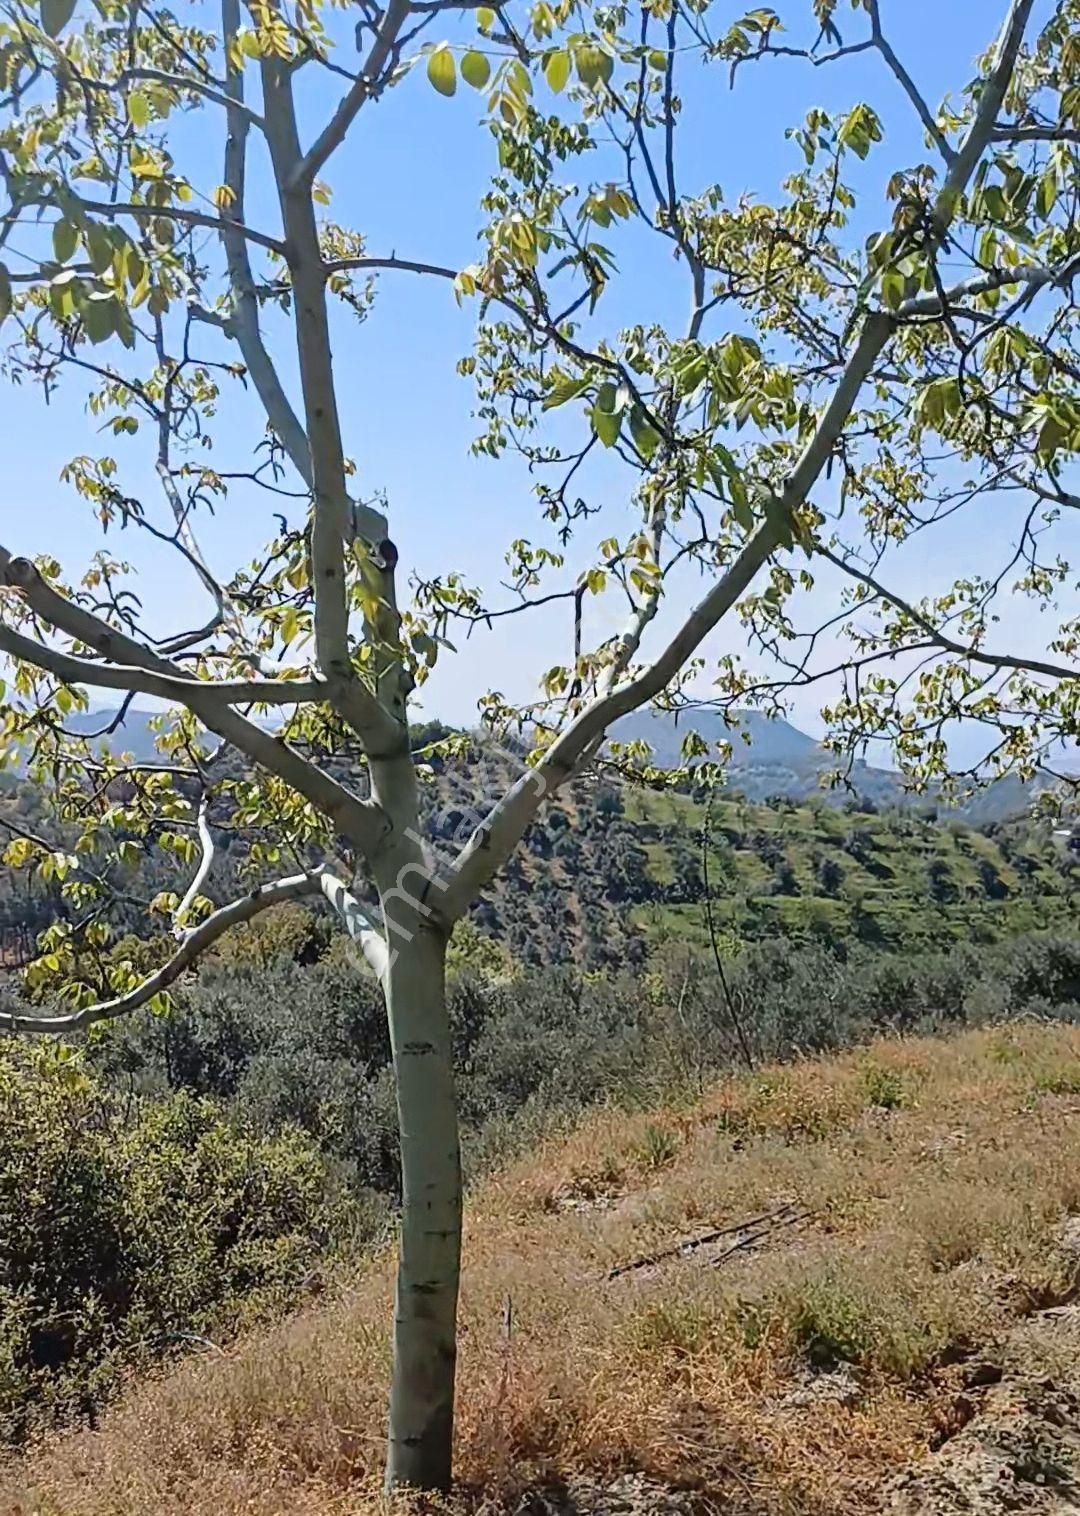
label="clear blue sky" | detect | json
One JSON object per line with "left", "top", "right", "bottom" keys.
{"left": 3, "top": 0, "right": 1073, "bottom": 763}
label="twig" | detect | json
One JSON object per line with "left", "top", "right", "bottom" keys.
{"left": 607, "top": 1202, "right": 808, "bottom": 1280}
{"left": 710, "top": 1206, "right": 811, "bottom": 1268}
{"left": 173, "top": 794, "right": 214, "bottom": 935}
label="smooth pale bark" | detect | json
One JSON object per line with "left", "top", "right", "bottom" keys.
{"left": 370, "top": 746, "right": 462, "bottom": 1492}
{"left": 379, "top": 905, "right": 460, "bottom": 1491}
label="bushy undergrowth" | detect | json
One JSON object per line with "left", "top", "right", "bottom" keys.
{"left": 91, "top": 927, "right": 1080, "bottom": 1191}
{"left": 10, "top": 1022, "right": 1080, "bottom": 1516}
{"left": 0, "top": 1040, "right": 368, "bottom": 1442}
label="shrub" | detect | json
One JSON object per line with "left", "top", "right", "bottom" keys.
{"left": 862, "top": 1063, "right": 908, "bottom": 1111}
{"left": 0, "top": 1040, "right": 361, "bottom": 1440}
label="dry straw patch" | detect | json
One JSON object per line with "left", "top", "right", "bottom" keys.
{"left": 6, "top": 1022, "right": 1080, "bottom": 1516}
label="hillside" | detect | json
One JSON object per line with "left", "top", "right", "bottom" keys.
{"left": 619, "top": 788, "right": 1077, "bottom": 957}
{"left": 8, "top": 1021, "right": 1080, "bottom": 1515}
{"left": 0, "top": 730, "right": 1075, "bottom": 980}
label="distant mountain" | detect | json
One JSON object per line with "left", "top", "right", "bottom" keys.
{"left": 64, "top": 707, "right": 183, "bottom": 763}
{"left": 68, "top": 705, "right": 1056, "bottom": 824}
{"left": 612, "top": 708, "right": 1059, "bottom": 823}
{"left": 614, "top": 708, "right": 820, "bottom": 771}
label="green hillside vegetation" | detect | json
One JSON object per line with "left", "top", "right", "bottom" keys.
{"left": 0, "top": 744, "right": 1075, "bottom": 986}
{"left": 621, "top": 788, "right": 1076, "bottom": 955}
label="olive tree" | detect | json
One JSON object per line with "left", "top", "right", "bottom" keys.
{"left": 0, "top": 0, "right": 1077, "bottom": 1489}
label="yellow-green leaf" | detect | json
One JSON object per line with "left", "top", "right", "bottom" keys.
{"left": 476, "top": 6, "right": 496, "bottom": 30}
{"left": 280, "top": 605, "right": 300, "bottom": 645}
{"left": 629, "top": 404, "right": 661, "bottom": 460}
{"left": 543, "top": 374, "right": 590, "bottom": 410}
{"left": 1036, "top": 169, "right": 1058, "bottom": 218}
{"left": 427, "top": 45, "right": 457, "bottom": 97}
{"left": 460, "top": 49, "right": 490, "bottom": 89}
{"left": 52, "top": 218, "right": 78, "bottom": 264}
{"left": 127, "top": 90, "right": 150, "bottom": 128}
{"left": 545, "top": 48, "right": 570, "bottom": 92}
{"left": 575, "top": 44, "right": 613, "bottom": 89}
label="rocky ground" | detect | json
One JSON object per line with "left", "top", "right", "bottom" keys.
{"left": 887, "top": 1303, "right": 1080, "bottom": 1515}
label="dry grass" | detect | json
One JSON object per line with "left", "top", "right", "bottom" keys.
{"left": 7, "top": 1022, "right": 1080, "bottom": 1516}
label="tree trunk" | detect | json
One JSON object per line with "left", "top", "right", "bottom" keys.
{"left": 381, "top": 912, "right": 461, "bottom": 1491}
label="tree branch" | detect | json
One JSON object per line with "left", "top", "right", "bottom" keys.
{"left": 173, "top": 794, "right": 214, "bottom": 934}
{"left": 92, "top": 66, "right": 266, "bottom": 127}
{"left": 935, "top": 0, "right": 1037, "bottom": 224}
{"left": 288, "top": 0, "right": 411, "bottom": 191}
{"left": 897, "top": 254, "right": 1080, "bottom": 317}
{"left": 439, "top": 0, "right": 1040, "bottom": 919}
{"left": 262, "top": 53, "right": 404, "bottom": 748}
{"left": 868, "top": 0, "right": 956, "bottom": 167}
{"left": 69, "top": 196, "right": 284, "bottom": 256}
{"left": 0, "top": 547, "right": 388, "bottom": 853}
{"left": 991, "top": 125, "right": 1080, "bottom": 145}
{"left": 0, "top": 612, "right": 328, "bottom": 707}
{"left": 0, "top": 871, "right": 324, "bottom": 1034}
{"left": 820, "top": 546, "right": 1078, "bottom": 686}
{"left": 217, "top": 0, "right": 315, "bottom": 490}
{"left": 318, "top": 869, "right": 388, "bottom": 977}
{"left": 441, "top": 315, "right": 898, "bottom": 916}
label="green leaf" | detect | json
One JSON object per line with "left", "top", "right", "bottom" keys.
{"left": 40, "top": 0, "right": 76, "bottom": 36}
{"left": 629, "top": 404, "right": 661, "bottom": 460}
{"left": 731, "top": 497, "right": 754, "bottom": 532}
{"left": 543, "top": 374, "right": 591, "bottom": 410}
{"left": 114, "top": 303, "right": 136, "bottom": 350}
{"left": 476, "top": 6, "right": 496, "bottom": 29}
{"left": 52, "top": 218, "right": 78, "bottom": 264}
{"left": 86, "top": 224, "right": 113, "bottom": 275}
{"left": 591, "top": 402, "right": 621, "bottom": 447}
{"left": 427, "top": 45, "right": 457, "bottom": 96}
{"left": 460, "top": 49, "right": 490, "bottom": 88}
{"left": 545, "top": 48, "right": 570, "bottom": 92}
{"left": 81, "top": 294, "right": 117, "bottom": 344}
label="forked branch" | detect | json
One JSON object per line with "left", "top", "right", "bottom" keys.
{"left": 0, "top": 871, "right": 326, "bottom": 1034}
{"left": 0, "top": 548, "right": 387, "bottom": 853}
{"left": 821, "top": 547, "right": 1080, "bottom": 686}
